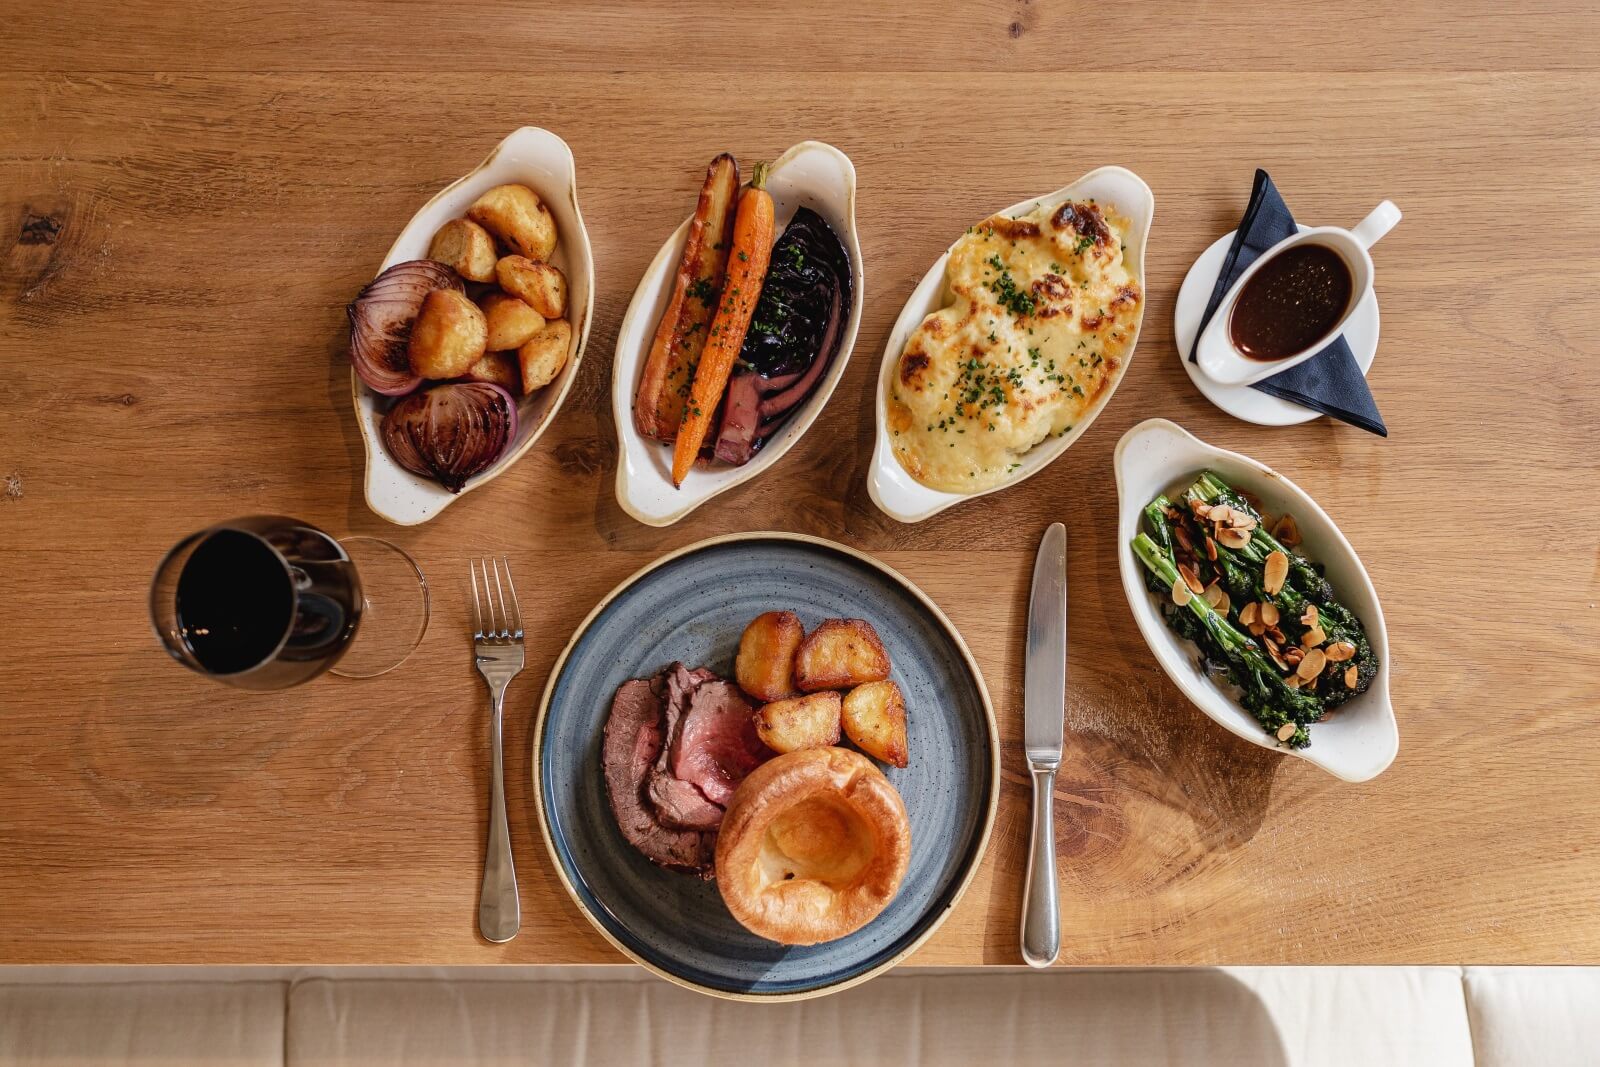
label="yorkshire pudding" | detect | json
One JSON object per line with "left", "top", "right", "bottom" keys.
{"left": 715, "top": 747, "right": 911, "bottom": 945}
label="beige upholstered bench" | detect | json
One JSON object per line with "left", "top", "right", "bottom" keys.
{"left": 1, "top": 965, "right": 1594, "bottom": 1065}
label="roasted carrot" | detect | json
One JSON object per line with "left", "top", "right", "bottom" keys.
{"left": 633, "top": 154, "right": 740, "bottom": 440}
{"left": 671, "top": 162, "right": 773, "bottom": 486}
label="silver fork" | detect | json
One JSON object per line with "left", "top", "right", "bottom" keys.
{"left": 471, "top": 558, "right": 522, "bottom": 943}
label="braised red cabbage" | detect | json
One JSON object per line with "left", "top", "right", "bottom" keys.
{"left": 713, "top": 208, "right": 851, "bottom": 465}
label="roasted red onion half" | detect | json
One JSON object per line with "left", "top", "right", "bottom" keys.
{"left": 380, "top": 382, "right": 518, "bottom": 493}
{"left": 348, "top": 260, "right": 464, "bottom": 395}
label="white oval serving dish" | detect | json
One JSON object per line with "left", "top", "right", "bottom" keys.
{"left": 868, "top": 166, "right": 1154, "bottom": 524}
{"left": 351, "top": 126, "right": 595, "bottom": 526}
{"left": 611, "top": 141, "right": 864, "bottom": 527}
{"left": 1113, "top": 418, "right": 1397, "bottom": 782}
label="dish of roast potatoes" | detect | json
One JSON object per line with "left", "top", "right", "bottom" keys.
{"left": 348, "top": 127, "right": 592, "bottom": 525}
{"left": 350, "top": 182, "right": 573, "bottom": 490}
{"left": 534, "top": 533, "right": 997, "bottom": 999}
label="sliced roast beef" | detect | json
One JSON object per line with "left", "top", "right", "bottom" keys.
{"left": 647, "top": 664, "right": 723, "bottom": 829}
{"left": 647, "top": 774, "right": 725, "bottom": 830}
{"left": 601, "top": 678, "right": 714, "bottom": 874}
{"left": 602, "top": 664, "right": 774, "bottom": 876}
{"left": 669, "top": 679, "right": 768, "bottom": 806}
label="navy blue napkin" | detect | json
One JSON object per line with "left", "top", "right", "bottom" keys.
{"left": 1190, "top": 170, "right": 1387, "bottom": 437}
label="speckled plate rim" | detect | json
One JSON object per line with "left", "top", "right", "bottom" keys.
{"left": 530, "top": 531, "right": 1001, "bottom": 1001}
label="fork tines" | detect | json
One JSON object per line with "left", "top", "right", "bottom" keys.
{"left": 470, "top": 557, "right": 524, "bottom": 643}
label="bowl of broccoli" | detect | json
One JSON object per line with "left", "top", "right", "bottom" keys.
{"left": 1114, "top": 418, "right": 1396, "bottom": 782}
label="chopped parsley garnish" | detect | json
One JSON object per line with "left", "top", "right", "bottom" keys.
{"left": 985, "top": 255, "right": 1036, "bottom": 317}
{"left": 686, "top": 278, "right": 715, "bottom": 303}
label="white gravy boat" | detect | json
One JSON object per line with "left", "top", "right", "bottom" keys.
{"left": 1195, "top": 200, "right": 1400, "bottom": 387}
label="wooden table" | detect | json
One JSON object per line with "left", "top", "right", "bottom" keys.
{"left": 3, "top": 1, "right": 1597, "bottom": 968}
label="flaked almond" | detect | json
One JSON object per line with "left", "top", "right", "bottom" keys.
{"left": 1231, "top": 513, "right": 1257, "bottom": 532}
{"left": 1260, "top": 602, "right": 1280, "bottom": 626}
{"left": 1209, "top": 504, "right": 1232, "bottom": 524}
{"left": 1297, "top": 647, "right": 1327, "bottom": 680}
{"left": 1284, "top": 673, "right": 1304, "bottom": 690}
{"left": 1266, "top": 625, "right": 1285, "bottom": 644}
{"left": 1284, "top": 646, "right": 1304, "bottom": 665}
{"left": 1266, "top": 643, "right": 1288, "bottom": 670}
{"left": 1302, "top": 625, "right": 1327, "bottom": 648}
{"left": 1239, "top": 601, "right": 1259, "bottom": 626}
{"left": 1190, "top": 500, "right": 1212, "bottom": 518}
{"left": 1276, "top": 722, "right": 1297, "bottom": 742}
{"left": 1300, "top": 603, "right": 1319, "bottom": 627}
{"left": 1174, "top": 525, "right": 1194, "bottom": 552}
{"left": 1205, "top": 535, "right": 1218, "bottom": 561}
{"left": 1272, "top": 513, "right": 1302, "bottom": 546}
{"left": 1326, "top": 641, "right": 1356, "bottom": 663}
{"left": 1171, "top": 580, "right": 1192, "bottom": 607}
{"left": 1217, "top": 527, "right": 1251, "bottom": 550}
{"left": 1344, "top": 665, "right": 1359, "bottom": 689}
{"left": 1264, "top": 550, "right": 1288, "bottom": 595}
{"left": 1178, "top": 562, "right": 1205, "bottom": 594}
{"left": 1249, "top": 621, "right": 1267, "bottom": 637}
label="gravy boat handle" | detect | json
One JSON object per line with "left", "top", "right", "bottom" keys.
{"left": 1350, "top": 200, "right": 1402, "bottom": 250}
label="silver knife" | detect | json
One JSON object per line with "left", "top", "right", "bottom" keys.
{"left": 1021, "top": 521, "right": 1066, "bottom": 968}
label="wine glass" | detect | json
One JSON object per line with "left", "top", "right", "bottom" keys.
{"left": 149, "top": 515, "right": 429, "bottom": 689}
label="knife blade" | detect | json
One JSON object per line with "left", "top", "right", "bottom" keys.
{"left": 1021, "top": 521, "right": 1065, "bottom": 968}
{"left": 1024, "top": 522, "right": 1067, "bottom": 761}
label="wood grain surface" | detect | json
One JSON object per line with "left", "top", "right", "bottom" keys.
{"left": 2, "top": 2, "right": 1598, "bottom": 967}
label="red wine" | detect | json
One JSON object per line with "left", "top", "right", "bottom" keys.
{"left": 168, "top": 520, "right": 362, "bottom": 685}
{"left": 176, "top": 530, "right": 294, "bottom": 674}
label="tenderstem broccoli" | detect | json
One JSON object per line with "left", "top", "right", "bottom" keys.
{"left": 1131, "top": 531, "right": 1318, "bottom": 747}
{"left": 1182, "top": 471, "right": 1378, "bottom": 706}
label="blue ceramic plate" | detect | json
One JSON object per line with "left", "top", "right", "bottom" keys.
{"left": 533, "top": 533, "right": 998, "bottom": 1000}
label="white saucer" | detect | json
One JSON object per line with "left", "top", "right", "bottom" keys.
{"left": 1175, "top": 226, "right": 1380, "bottom": 426}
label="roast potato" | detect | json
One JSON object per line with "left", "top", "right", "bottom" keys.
{"left": 464, "top": 350, "right": 521, "bottom": 394}
{"left": 842, "top": 681, "right": 908, "bottom": 768}
{"left": 407, "top": 288, "right": 487, "bottom": 380}
{"left": 735, "top": 610, "right": 805, "bottom": 702}
{"left": 467, "top": 184, "right": 557, "bottom": 260}
{"left": 480, "top": 291, "right": 545, "bottom": 351}
{"left": 794, "top": 619, "right": 891, "bottom": 692}
{"left": 517, "top": 319, "right": 572, "bottom": 392}
{"left": 426, "top": 218, "right": 497, "bottom": 283}
{"left": 495, "top": 255, "right": 567, "bottom": 318}
{"left": 754, "top": 692, "right": 842, "bottom": 755}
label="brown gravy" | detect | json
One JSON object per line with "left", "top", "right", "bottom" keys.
{"left": 1229, "top": 243, "right": 1353, "bottom": 361}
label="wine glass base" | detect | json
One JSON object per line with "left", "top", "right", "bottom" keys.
{"left": 331, "top": 536, "right": 430, "bottom": 679}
